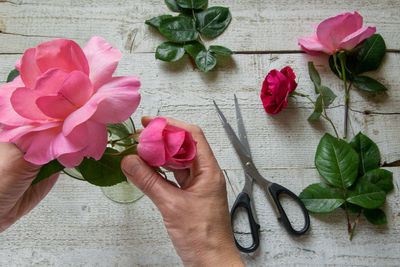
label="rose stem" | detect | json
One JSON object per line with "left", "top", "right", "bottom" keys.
{"left": 343, "top": 200, "right": 352, "bottom": 233}
{"left": 338, "top": 52, "right": 349, "bottom": 140}
{"left": 349, "top": 210, "right": 362, "bottom": 241}
{"left": 292, "top": 92, "right": 339, "bottom": 138}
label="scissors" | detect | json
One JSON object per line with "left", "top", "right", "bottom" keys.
{"left": 213, "top": 95, "right": 310, "bottom": 253}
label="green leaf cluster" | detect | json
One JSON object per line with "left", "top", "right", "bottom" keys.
{"left": 300, "top": 132, "right": 394, "bottom": 229}
{"left": 307, "top": 62, "right": 337, "bottom": 121}
{"left": 6, "top": 69, "right": 20, "bottom": 83}
{"left": 32, "top": 120, "right": 139, "bottom": 187}
{"left": 329, "top": 34, "right": 388, "bottom": 92}
{"left": 145, "top": 0, "right": 233, "bottom": 72}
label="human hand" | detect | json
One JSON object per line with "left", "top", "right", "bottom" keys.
{"left": 121, "top": 117, "right": 245, "bottom": 267}
{"left": 0, "top": 143, "right": 58, "bottom": 232}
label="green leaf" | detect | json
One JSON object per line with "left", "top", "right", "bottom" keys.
{"left": 353, "top": 76, "right": 388, "bottom": 92}
{"left": 360, "top": 169, "right": 394, "bottom": 193}
{"left": 319, "top": 86, "right": 336, "bottom": 107}
{"left": 32, "top": 160, "right": 64, "bottom": 185}
{"left": 308, "top": 95, "right": 322, "bottom": 121}
{"left": 209, "top": 45, "right": 233, "bottom": 55}
{"left": 159, "top": 16, "right": 198, "bottom": 42}
{"left": 299, "top": 183, "right": 345, "bottom": 213}
{"left": 363, "top": 208, "right": 387, "bottom": 225}
{"left": 350, "top": 132, "right": 380, "bottom": 175}
{"left": 145, "top": 15, "right": 173, "bottom": 30}
{"left": 176, "top": 0, "right": 207, "bottom": 9}
{"left": 195, "top": 50, "right": 216, "bottom": 72}
{"left": 347, "top": 180, "right": 386, "bottom": 209}
{"left": 315, "top": 133, "right": 359, "bottom": 188}
{"left": 308, "top": 61, "right": 321, "bottom": 93}
{"left": 77, "top": 148, "right": 127, "bottom": 187}
{"left": 156, "top": 42, "right": 185, "bottom": 62}
{"left": 6, "top": 69, "right": 20, "bottom": 83}
{"left": 355, "top": 34, "right": 386, "bottom": 74}
{"left": 196, "top": 7, "right": 232, "bottom": 38}
{"left": 165, "top": 0, "right": 181, "bottom": 12}
{"left": 184, "top": 40, "right": 206, "bottom": 59}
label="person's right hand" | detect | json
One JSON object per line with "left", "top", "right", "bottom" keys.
{"left": 121, "top": 117, "right": 244, "bottom": 267}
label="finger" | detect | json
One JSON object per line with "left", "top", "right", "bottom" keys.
{"left": 121, "top": 155, "right": 179, "bottom": 207}
{"left": 141, "top": 116, "right": 220, "bottom": 176}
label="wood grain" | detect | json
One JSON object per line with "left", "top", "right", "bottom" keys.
{"left": 0, "top": 0, "right": 399, "bottom": 266}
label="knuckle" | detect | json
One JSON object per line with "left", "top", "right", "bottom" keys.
{"left": 141, "top": 171, "right": 160, "bottom": 195}
{"left": 189, "top": 125, "right": 204, "bottom": 136}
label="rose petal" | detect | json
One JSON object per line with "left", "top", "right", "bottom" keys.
{"left": 36, "top": 95, "right": 76, "bottom": 119}
{"left": 339, "top": 26, "right": 376, "bottom": 51}
{"left": 20, "top": 48, "right": 41, "bottom": 88}
{"left": 35, "top": 39, "right": 89, "bottom": 75}
{"left": 52, "top": 122, "right": 89, "bottom": 158}
{"left": 62, "top": 76, "right": 140, "bottom": 135}
{"left": 58, "top": 70, "right": 93, "bottom": 106}
{"left": 298, "top": 34, "right": 333, "bottom": 55}
{"left": 164, "top": 127, "right": 185, "bottom": 156}
{"left": 280, "top": 66, "right": 298, "bottom": 92}
{"left": 316, "top": 12, "right": 363, "bottom": 51}
{"left": 137, "top": 117, "right": 167, "bottom": 166}
{"left": 57, "top": 153, "right": 84, "bottom": 168}
{"left": 165, "top": 132, "right": 196, "bottom": 169}
{"left": 11, "top": 87, "right": 51, "bottom": 121}
{"left": 83, "top": 36, "right": 122, "bottom": 91}
{"left": 34, "top": 68, "right": 69, "bottom": 95}
{"left": 0, "top": 77, "right": 34, "bottom": 126}
{"left": 77, "top": 120, "right": 107, "bottom": 160}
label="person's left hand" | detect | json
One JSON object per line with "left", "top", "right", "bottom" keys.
{"left": 0, "top": 142, "right": 58, "bottom": 232}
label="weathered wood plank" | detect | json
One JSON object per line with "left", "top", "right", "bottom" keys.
{"left": 0, "top": 0, "right": 399, "bottom": 53}
{"left": 0, "top": 167, "right": 398, "bottom": 266}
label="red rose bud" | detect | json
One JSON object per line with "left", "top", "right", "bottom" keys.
{"left": 260, "top": 66, "right": 297, "bottom": 114}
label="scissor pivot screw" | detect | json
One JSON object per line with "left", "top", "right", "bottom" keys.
{"left": 245, "top": 162, "right": 251, "bottom": 167}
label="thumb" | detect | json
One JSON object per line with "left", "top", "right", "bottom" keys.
{"left": 121, "top": 155, "right": 177, "bottom": 207}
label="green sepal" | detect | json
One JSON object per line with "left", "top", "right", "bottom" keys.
{"left": 6, "top": 69, "right": 20, "bottom": 83}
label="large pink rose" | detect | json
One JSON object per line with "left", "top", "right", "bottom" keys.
{"left": 298, "top": 12, "right": 376, "bottom": 55}
{"left": 260, "top": 66, "right": 297, "bottom": 114}
{"left": 137, "top": 117, "right": 197, "bottom": 169}
{"left": 0, "top": 37, "right": 141, "bottom": 168}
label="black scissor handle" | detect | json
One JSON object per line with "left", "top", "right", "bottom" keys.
{"left": 230, "top": 192, "right": 260, "bottom": 253}
{"left": 267, "top": 183, "right": 310, "bottom": 235}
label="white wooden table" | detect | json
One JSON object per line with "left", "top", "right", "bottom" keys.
{"left": 1, "top": 0, "right": 399, "bottom": 266}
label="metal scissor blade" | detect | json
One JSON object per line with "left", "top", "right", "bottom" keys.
{"left": 234, "top": 94, "right": 251, "bottom": 156}
{"left": 213, "top": 100, "right": 252, "bottom": 165}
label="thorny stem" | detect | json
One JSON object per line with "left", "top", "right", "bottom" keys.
{"left": 343, "top": 200, "right": 352, "bottom": 233}
{"left": 350, "top": 210, "right": 362, "bottom": 240}
{"left": 338, "top": 52, "right": 349, "bottom": 140}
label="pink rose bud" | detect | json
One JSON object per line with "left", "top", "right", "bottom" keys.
{"left": 0, "top": 37, "right": 141, "bottom": 168}
{"left": 298, "top": 11, "right": 376, "bottom": 55}
{"left": 260, "top": 66, "right": 297, "bottom": 114}
{"left": 137, "top": 117, "right": 197, "bottom": 169}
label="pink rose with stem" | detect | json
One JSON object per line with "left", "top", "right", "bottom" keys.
{"left": 298, "top": 12, "right": 376, "bottom": 139}
{"left": 0, "top": 37, "right": 141, "bottom": 168}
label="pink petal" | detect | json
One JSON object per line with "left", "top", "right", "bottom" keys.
{"left": 35, "top": 39, "right": 89, "bottom": 75}
{"left": 298, "top": 34, "right": 333, "bottom": 55}
{"left": 164, "top": 127, "right": 185, "bottom": 156}
{"left": 83, "top": 36, "right": 122, "bottom": 91}
{"left": 36, "top": 95, "right": 76, "bottom": 119}
{"left": 75, "top": 120, "right": 107, "bottom": 160}
{"left": 339, "top": 26, "right": 376, "bottom": 51}
{"left": 58, "top": 70, "right": 93, "bottom": 106}
{"left": 57, "top": 153, "right": 84, "bottom": 168}
{"left": 15, "top": 126, "right": 60, "bottom": 165}
{"left": 52, "top": 122, "right": 89, "bottom": 158}
{"left": 62, "top": 76, "right": 140, "bottom": 135}
{"left": 53, "top": 122, "right": 106, "bottom": 168}
{"left": 0, "top": 124, "right": 35, "bottom": 142}
{"left": 316, "top": 12, "right": 363, "bottom": 51}
{"left": 0, "top": 77, "right": 34, "bottom": 126}
{"left": 165, "top": 131, "right": 196, "bottom": 169}
{"left": 15, "top": 59, "right": 21, "bottom": 70}
{"left": 20, "top": 48, "right": 41, "bottom": 88}
{"left": 10, "top": 87, "right": 51, "bottom": 121}
{"left": 137, "top": 117, "right": 167, "bottom": 166}
{"left": 34, "top": 68, "right": 69, "bottom": 95}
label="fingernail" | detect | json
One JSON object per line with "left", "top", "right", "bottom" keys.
{"left": 121, "top": 156, "right": 142, "bottom": 177}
